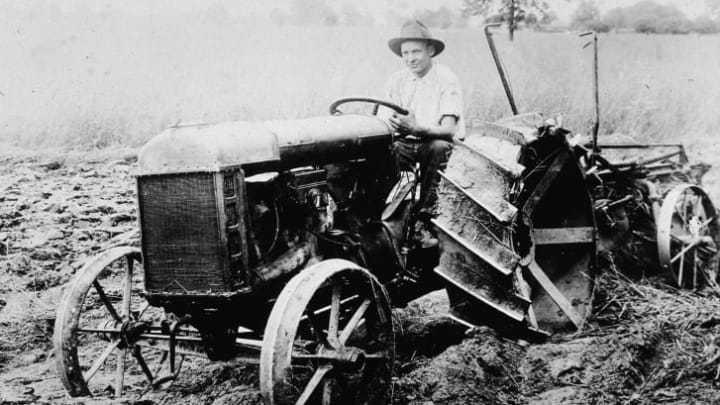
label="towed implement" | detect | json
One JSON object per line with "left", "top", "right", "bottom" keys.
{"left": 53, "top": 26, "right": 719, "bottom": 404}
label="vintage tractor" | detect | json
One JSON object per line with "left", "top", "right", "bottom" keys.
{"left": 52, "top": 104, "right": 600, "bottom": 403}
{"left": 52, "top": 27, "right": 719, "bottom": 405}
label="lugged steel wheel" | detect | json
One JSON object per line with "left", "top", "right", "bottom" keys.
{"left": 435, "top": 119, "right": 597, "bottom": 336}
{"left": 657, "top": 184, "right": 720, "bottom": 289}
{"left": 260, "top": 259, "right": 394, "bottom": 405}
{"left": 54, "top": 247, "right": 168, "bottom": 397}
{"left": 518, "top": 142, "right": 597, "bottom": 331}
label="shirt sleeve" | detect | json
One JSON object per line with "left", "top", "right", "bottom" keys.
{"left": 437, "top": 73, "right": 463, "bottom": 122}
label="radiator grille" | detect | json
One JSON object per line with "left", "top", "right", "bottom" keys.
{"left": 138, "top": 173, "right": 229, "bottom": 293}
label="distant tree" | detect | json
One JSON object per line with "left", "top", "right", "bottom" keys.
{"left": 570, "top": 0, "right": 600, "bottom": 31}
{"left": 602, "top": 8, "right": 626, "bottom": 30}
{"left": 690, "top": 16, "right": 720, "bottom": 33}
{"left": 655, "top": 16, "right": 690, "bottom": 34}
{"left": 602, "top": 1, "right": 695, "bottom": 34}
{"left": 587, "top": 20, "right": 610, "bottom": 33}
{"left": 462, "top": 0, "right": 550, "bottom": 40}
{"left": 524, "top": 12, "right": 538, "bottom": 26}
{"left": 634, "top": 17, "right": 657, "bottom": 33}
{"left": 707, "top": 0, "right": 720, "bottom": 20}
{"left": 540, "top": 10, "right": 557, "bottom": 25}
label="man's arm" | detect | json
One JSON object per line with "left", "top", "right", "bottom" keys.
{"left": 388, "top": 113, "right": 457, "bottom": 142}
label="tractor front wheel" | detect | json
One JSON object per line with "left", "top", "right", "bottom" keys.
{"left": 54, "top": 247, "right": 169, "bottom": 397}
{"left": 260, "top": 259, "right": 394, "bottom": 405}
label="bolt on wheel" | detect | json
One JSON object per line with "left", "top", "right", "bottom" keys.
{"left": 657, "top": 185, "right": 720, "bottom": 289}
{"left": 260, "top": 259, "right": 394, "bottom": 405}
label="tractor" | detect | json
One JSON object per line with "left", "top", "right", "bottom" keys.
{"left": 53, "top": 26, "right": 719, "bottom": 405}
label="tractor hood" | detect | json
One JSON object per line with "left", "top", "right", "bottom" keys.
{"left": 138, "top": 114, "right": 393, "bottom": 175}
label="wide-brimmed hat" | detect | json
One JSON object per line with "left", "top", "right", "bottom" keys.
{"left": 388, "top": 20, "right": 445, "bottom": 57}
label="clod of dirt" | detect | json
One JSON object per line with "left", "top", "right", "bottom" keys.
{"left": 394, "top": 326, "right": 525, "bottom": 405}
{"left": 528, "top": 386, "right": 593, "bottom": 405}
{"left": 0, "top": 384, "right": 39, "bottom": 404}
{"left": 39, "top": 160, "right": 64, "bottom": 171}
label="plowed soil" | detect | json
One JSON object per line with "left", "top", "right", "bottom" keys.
{"left": 2, "top": 146, "right": 720, "bottom": 405}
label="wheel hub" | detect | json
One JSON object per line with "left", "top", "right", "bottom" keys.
{"left": 318, "top": 346, "right": 366, "bottom": 371}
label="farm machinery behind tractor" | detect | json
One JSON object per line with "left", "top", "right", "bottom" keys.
{"left": 52, "top": 26, "right": 719, "bottom": 404}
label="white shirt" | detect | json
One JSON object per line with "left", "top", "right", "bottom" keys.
{"left": 383, "top": 62, "right": 465, "bottom": 140}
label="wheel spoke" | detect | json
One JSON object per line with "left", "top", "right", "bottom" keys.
{"left": 84, "top": 339, "right": 120, "bottom": 383}
{"left": 136, "top": 302, "right": 150, "bottom": 320}
{"left": 339, "top": 299, "right": 370, "bottom": 345}
{"left": 693, "top": 250, "right": 698, "bottom": 289}
{"left": 114, "top": 347, "right": 127, "bottom": 397}
{"left": 678, "top": 246, "right": 686, "bottom": 287}
{"left": 295, "top": 364, "right": 332, "bottom": 405}
{"left": 93, "top": 281, "right": 122, "bottom": 323}
{"left": 671, "top": 239, "right": 702, "bottom": 264}
{"left": 698, "top": 216, "right": 716, "bottom": 232}
{"left": 364, "top": 350, "right": 391, "bottom": 360}
{"left": 133, "top": 346, "right": 155, "bottom": 384}
{"left": 122, "top": 256, "right": 133, "bottom": 319}
{"left": 322, "top": 378, "right": 333, "bottom": 405}
{"left": 327, "top": 282, "right": 341, "bottom": 347}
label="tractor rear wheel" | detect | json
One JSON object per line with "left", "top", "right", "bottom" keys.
{"left": 260, "top": 259, "right": 394, "bottom": 405}
{"left": 435, "top": 122, "right": 597, "bottom": 336}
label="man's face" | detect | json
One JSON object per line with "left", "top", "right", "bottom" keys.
{"left": 400, "top": 40, "right": 434, "bottom": 77}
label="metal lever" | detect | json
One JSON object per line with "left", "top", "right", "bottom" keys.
{"left": 579, "top": 31, "right": 600, "bottom": 159}
{"left": 484, "top": 23, "right": 518, "bottom": 115}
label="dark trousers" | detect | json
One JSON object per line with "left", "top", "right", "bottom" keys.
{"left": 392, "top": 138, "right": 453, "bottom": 217}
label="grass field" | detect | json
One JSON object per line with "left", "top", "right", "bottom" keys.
{"left": 1, "top": 15, "right": 719, "bottom": 161}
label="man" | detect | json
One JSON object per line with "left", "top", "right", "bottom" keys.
{"left": 384, "top": 20, "right": 465, "bottom": 246}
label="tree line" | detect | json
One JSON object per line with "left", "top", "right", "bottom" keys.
{"left": 571, "top": 0, "right": 719, "bottom": 34}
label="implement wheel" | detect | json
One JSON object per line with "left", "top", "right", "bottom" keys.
{"left": 260, "top": 259, "right": 394, "bottom": 405}
{"left": 658, "top": 184, "right": 720, "bottom": 289}
{"left": 54, "top": 247, "right": 167, "bottom": 397}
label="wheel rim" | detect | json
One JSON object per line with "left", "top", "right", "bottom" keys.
{"left": 658, "top": 185, "right": 720, "bottom": 289}
{"left": 260, "top": 259, "right": 394, "bottom": 405}
{"left": 54, "top": 247, "right": 168, "bottom": 397}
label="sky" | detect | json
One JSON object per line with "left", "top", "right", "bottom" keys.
{"left": 3, "top": 0, "right": 711, "bottom": 24}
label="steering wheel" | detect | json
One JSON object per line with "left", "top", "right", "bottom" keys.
{"left": 329, "top": 97, "right": 408, "bottom": 116}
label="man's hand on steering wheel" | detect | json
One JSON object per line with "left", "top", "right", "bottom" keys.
{"left": 388, "top": 111, "right": 420, "bottom": 137}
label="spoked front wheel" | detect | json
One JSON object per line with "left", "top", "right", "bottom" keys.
{"left": 657, "top": 184, "right": 720, "bottom": 289}
{"left": 260, "top": 259, "right": 394, "bottom": 405}
{"left": 54, "top": 247, "right": 170, "bottom": 397}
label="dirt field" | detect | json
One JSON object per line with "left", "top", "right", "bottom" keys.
{"left": 2, "top": 143, "right": 720, "bottom": 404}
{"left": 2, "top": 9, "right": 720, "bottom": 405}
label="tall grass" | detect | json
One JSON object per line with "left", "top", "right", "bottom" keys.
{"left": 1, "top": 15, "right": 718, "bottom": 162}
